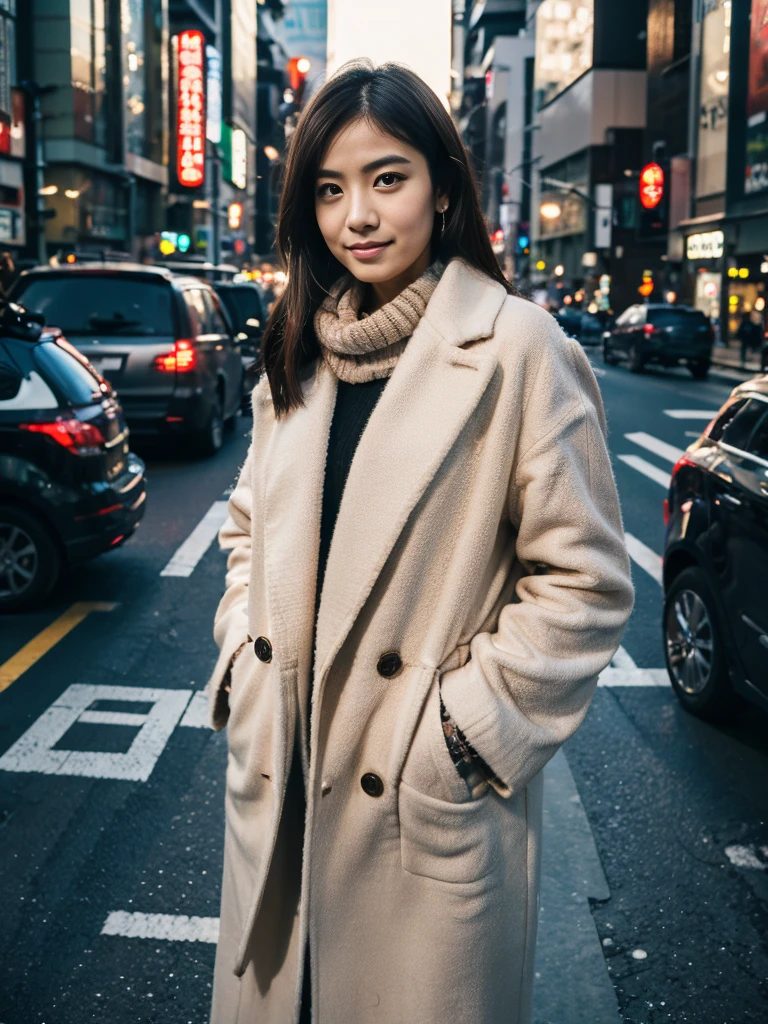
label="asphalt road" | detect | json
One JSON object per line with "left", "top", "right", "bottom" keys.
{"left": 0, "top": 351, "right": 766, "bottom": 1024}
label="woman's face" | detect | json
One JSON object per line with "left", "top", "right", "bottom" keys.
{"left": 315, "top": 118, "right": 447, "bottom": 306}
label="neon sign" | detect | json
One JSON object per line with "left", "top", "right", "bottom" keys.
{"left": 177, "top": 30, "right": 205, "bottom": 189}
{"left": 639, "top": 162, "right": 664, "bottom": 210}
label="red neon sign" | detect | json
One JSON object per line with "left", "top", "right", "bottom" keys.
{"left": 177, "top": 30, "right": 205, "bottom": 189}
{"left": 639, "top": 162, "right": 664, "bottom": 210}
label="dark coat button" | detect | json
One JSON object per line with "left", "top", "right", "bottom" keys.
{"left": 254, "top": 636, "right": 272, "bottom": 662}
{"left": 377, "top": 651, "right": 402, "bottom": 678}
{"left": 360, "top": 772, "right": 384, "bottom": 797}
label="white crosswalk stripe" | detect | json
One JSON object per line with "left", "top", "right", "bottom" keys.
{"left": 160, "top": 500, "right": 230, "bottom": 578}
{"left": 102, "top": 910, "right": 219, "bottom": 944}
{"left": 663, "top": 409, "right": 719, "bottom": 420}
{"left": 624, "top": 532, "right": 663, "bottom": 585}
{"left": 618, "top": 454, "right": 671, "bottom": 488}
{"left": 624, "top": 431, "right": 684, "bottom": 464}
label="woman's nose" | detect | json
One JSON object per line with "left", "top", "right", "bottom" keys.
{"left": 346, "top": 192, "right": 379, "bottom": 233}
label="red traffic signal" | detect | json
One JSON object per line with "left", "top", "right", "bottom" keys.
{"left": 286, "top": 57, "right": 311, "bottom": 105}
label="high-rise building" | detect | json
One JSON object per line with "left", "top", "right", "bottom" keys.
{"left": 19, "top": 0, "right": 169, "bottom": 259}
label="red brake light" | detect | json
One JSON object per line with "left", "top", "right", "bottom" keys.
{"left": 643, "top": 323, "right": 655, "bottom": 335}
{"left": 671, "top": 454, "right": 696, "bottom": 480}
{"left": 153, "top": 339, "right": 197, "bottom": 373}
{"left": 21, "top": 419, "right": 106, "bottom": 452}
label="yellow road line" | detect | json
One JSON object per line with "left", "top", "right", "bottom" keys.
{"left": 0, "top": 602, "right": 118, "bottom": 693}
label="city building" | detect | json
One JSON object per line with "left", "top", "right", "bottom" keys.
{"left": 19, "top": 0, "right": 170, "bottom": 260}
{"left": 529, "top": 0, "right": 649, "bottom": 314}
{"left": 0, "top": 0, "right": 25, "bottom": 258}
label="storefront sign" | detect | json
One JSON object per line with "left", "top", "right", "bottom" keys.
{"left": 639, "top": 163, "right": 664, "bottom": 209}
{"left": 745, "top": 0, "right": 768, "bottom": 194}
{"left": 177, "top": 30, "right": 206, "bottom": 189}
{"left": 686, "top": 229, "right": 724, "bottom": 259}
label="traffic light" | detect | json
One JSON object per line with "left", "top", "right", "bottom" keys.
{"left": 637, "top": 162, "right": 667, "bottom": 240}
{"left": 286, "top": 57, "right": 311, "bottom": 107}
{"left": 516, "top": 222, "right": 530, "bottom": 253}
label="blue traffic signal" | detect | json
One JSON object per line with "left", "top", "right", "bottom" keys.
{"left": 518, "top": 235, "right": 529, "bottom": 250}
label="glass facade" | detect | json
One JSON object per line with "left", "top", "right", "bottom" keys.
{"left": 71, "top": 0, "right": 107, "bottom": 146}
{"left": 534, "top": 0, "right": 594, "bottom": 109}
{"left": 124, "top": 0, "right": 167, "bottom": 163}
{"left": 696, "top": 0, "right": 731, "bottom": 199}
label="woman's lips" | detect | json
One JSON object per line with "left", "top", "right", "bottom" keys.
{"left": 348, "top": 242, "right": 393, "bottom": 260}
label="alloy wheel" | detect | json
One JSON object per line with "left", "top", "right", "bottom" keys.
{"left": 665, "top": 588, "right": 714, "bottom": 694}
{"left": 0, "top": 522, "right": 38, "bottom": 599}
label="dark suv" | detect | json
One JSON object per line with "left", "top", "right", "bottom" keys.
{"left": 663, "top": 376, "right": 768, "bottom": 719}
{"left": 603, "top": 303, "right": 714, "bottom": 379}
{"left": 11, "top": 265, "right": 244, "bottom": 455}
{"left": 0, "top": 304, "right": 146, "bottom": 611}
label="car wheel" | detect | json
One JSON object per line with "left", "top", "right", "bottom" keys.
{"left": 0, "top": 505, "right": 61, "bottom": 613}
{"left": 689, "top": 360, "right": 710, "bottom": 381}
{"left": 629, "top": 344, "right": 644, "bottom": 373}
{"left": 663, "top": 567, "right": 743, "bottom": 721}
{"left": 603, "top": 341, "right": 619, "bottom": 365}
{"left": 194, "top": 390, "right": 224, "bottom": 456}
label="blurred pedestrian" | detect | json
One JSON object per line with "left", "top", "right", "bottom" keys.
{"left": 0, "top": 251, "right": 16, "bottom": 298}
{"left": 207, "top": 59, "right": 633, "bottom": 1024}
{"left": 737, "top": 311, "right": 762, "bottom": 368}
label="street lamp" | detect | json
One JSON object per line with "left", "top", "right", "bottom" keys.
{"left": 540, "top": 201, "right": 562, "bottom": 220}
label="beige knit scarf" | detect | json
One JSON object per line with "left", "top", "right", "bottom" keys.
{"left": 314, "top": 260, "right": 445, "bottom": 383}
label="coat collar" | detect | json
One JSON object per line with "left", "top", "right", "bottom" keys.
{"left": 261, "top": 258, "right": 508, "bottom": 709}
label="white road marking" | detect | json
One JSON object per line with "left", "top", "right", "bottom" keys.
{"left": 598, "top": 646, "right": 668, "bottom": 686}
{"left": 178, "top": 690, "right": 210, "bottom": 728}
{"left": 0, "top": 685, "right": 191, "bottom": 781}
{"left": 625, "top": 532, "right": 664, "bottom": 585}
{"left": 625, "top": 431, "right": 684, "bottom": 464}
{"left": 724, "top": 845, "right": 765, "bottom": 870}
{"left": 102, "top": 911, "right": 219, "bottom": 944}
{"left": 663, "top": 410, "right": 719, "bottom": 420}
{"left": 160, "top": 501, "right": 230, "bottom": 578}
{"left": 618, "top": 454, "right": 672, "bottom": 488}
{"left": 78, "top": 710, "right": 149, "bottom": 727}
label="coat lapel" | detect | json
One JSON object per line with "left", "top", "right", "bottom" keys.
{"left": 313, "top": 259, "right": 507, "bottom": 686}
{"left": 261, "top": 360, "right": 337, "bottom": 725}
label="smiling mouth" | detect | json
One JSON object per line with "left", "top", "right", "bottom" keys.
{"left": 347, "top": 241, "right": 393, "bottom": 259}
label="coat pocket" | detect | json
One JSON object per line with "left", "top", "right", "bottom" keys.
{"left": 398, "top": 778, "right": 494, "bottom": 884}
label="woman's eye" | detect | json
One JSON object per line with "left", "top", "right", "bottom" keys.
{"left": 317, "top": 183, "right": 342, "bottom": 198}
{"left": 375, "top": 172, "right": 405, "bottom": 188}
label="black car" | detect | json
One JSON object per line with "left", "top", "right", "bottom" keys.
{"left": 603, "top": 303, "right": 714, "bottom": 379}
{"left": 663, "top": 376, "right": 768, "bottom": 719}
{"left": 10, "top": 264, "right": 244, "bottom": 455}
{"left": 213, "top": 281, "right": 264, "bottom": 408}
{"left": 0, "top": 303, "right": 146, "bottom": 612}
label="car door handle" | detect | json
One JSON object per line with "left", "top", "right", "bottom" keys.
{"left": 721, "top": 493, "right": 742, "bottom": 506}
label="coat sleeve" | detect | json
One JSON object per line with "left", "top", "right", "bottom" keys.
{"left": 206, "top": 442, "right": 255, "bottom": 730}
{"left": 439, "top": 325, "right": 634, "bottom": 798}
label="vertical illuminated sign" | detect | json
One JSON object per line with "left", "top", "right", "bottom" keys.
{"left": 177, "top": 30, "right": 206, "bottom": 188}
{"left": 231, "top": 127, "right": 247, "bottom": 189}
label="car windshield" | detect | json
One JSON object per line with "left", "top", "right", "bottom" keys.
{"left": 649, "top": 309, "right": 709, "bottom": 328}
{"left": 217, "top": 288, "right": 263, "bottom": 329}
{"left": 17, "top": 276, "right": 175, "bottom": 337}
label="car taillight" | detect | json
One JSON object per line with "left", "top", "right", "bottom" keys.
{"left": 643, "top": 323, "right": 655, "bottom": 335}
{"left": 21, "top": 419, "right": 106, "bottom": 453}
{"left": 153, "top": 339, "right": 197, "bottom": 373}
{"left": 665, "top": 454, "right": 697, "bottom": 525}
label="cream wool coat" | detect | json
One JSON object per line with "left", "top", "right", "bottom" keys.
{"left": 207, "top": 257, "right": 634, "bottom": 1024}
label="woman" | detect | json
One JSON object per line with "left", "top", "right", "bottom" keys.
{"left": 207, "top": 60, "right": 634, "bottom": 1024}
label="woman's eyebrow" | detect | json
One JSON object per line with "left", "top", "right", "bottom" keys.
{"left": 316, "top": 155, "right": 412, "bottom": 179}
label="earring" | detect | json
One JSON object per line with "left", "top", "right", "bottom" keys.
{"left": 440, "top": 210, "right": 446, "bottom": 239}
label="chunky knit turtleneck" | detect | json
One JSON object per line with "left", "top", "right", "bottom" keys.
{"left": 314, "top": 260, "right": 445, "bottom": 383}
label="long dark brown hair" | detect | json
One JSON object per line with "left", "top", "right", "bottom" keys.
{"left": 261, "top": 59, "right": 514, "bottom": 416}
